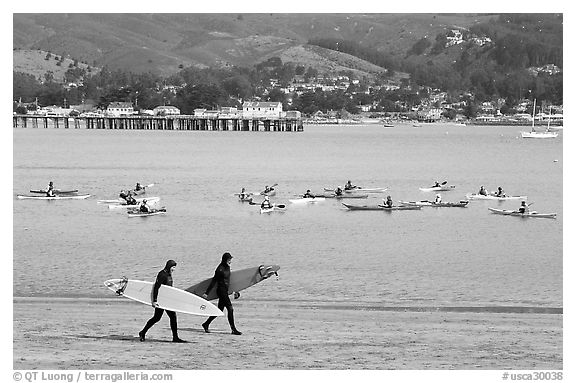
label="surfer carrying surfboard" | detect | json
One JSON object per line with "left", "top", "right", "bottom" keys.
{"left": 202, "top": 252, "right": 242, "bottom": 335}
{"left": 139, "top": 260, "right": 187, "bottom": 343}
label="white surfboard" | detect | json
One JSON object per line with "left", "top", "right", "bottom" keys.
{"left": 104, "top": 278, "right": 223, "bottom": 317}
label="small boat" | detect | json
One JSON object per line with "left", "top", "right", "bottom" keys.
{"left": 99, "top": 196, "right": 151, "bottom": 204}
{"left": 289, "top": 197, "right": 326, "bottom": 204}
{"left": 400, "top": 200, "right": 469, "bottom": 208}
{"left": 17, "top": 194, "right": 91, "bottom": 200}
{"left": 488, "top": 207, "right": 556, "bottom": 219}
{"left": 127, "top": 208, "right": 167, "bottom": 217}
{"left": 342, "top": 203, "right": 421, "bottom": 211}
{"left": 260, "top": 204, "right": 286, "bottom": 214}
{"left": 108, "top": 197, "right": 160, "bottom": 210}
{"left": 466, "top": 193, "right": 527, "bottom": 201}
{"left": 419, "top": 185, "right": 456, "bottom": 192}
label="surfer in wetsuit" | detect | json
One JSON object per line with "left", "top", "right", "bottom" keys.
{"left": 202, "top": 252, "right": 242, "bottom": 335}
{"left": 139, "top": 260, "right": 186, "bottom": 343}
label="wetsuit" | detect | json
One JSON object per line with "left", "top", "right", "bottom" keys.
{"left": 140, "top": 203, "right": 150, "bottom": 213}
{"left": 202, "top": 258, "right": 239, "bottom": 333}
{"left": 140, "top": 260, "right": 180, "bottom": 340}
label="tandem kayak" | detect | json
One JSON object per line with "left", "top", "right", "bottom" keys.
{"left": 30, "top": 189, "right": 79, "bottom": 194}
{"left": 419, "top": 185, "right": 456, "bottom": 192}
{"left": 488, "top": 207, "right": 557, "bottom": 219}
{"left": 17, "top": 194, "right": 91, "bottom": 200}
{"left": 466, "top": 193, "right": 527, "bottom": 201}
{"left": 127, "top": 208, "right": 166, "bottom": 217}
{"left": 260, "top": 204, "right": 286, "bottom": 214}
{"left": 342, "top": 203, "right": 421, "bottom": 211}
{"left": 289, "top": 197, "right": 326, "bottom": 204}
{"left": 108, "top": 197, "right": 160, "bottom": 210}
{"left": 399, "top": 200, "right": 469, "bottom": 208}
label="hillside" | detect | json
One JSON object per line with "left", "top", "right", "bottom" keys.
{"left": 13, "top": 49, "right": 97, "bottom": 82}
{"left": 13, "top": 13, "right": 500, "bottom": 77}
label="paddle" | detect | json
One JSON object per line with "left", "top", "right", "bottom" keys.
{"left": 441, "top": 181, "right": 447, "bottom": 185}
{"left": 145, "top": 183, "right": 155, "bottom": 188}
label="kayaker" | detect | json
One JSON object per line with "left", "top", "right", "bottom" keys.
{"left": 202, "top": 252, "right": 242, "bottom": 336}
{"left": 518, "top": 201, "right": 529, "bottom": 214}
{"left": 478, "top": 186, "right": 487, "bottom": 196}
{"left": 140, "top": 199, "right": 150, "bottom": 213}
{"left": 263, "top": 185, "right": 274, "bottom": 194}
{"left": 125, "top": 191, "right": 137, "bottom": 205}
{"left": 382, "top": 195, "right": 393, "bottom": 208}
{"left": 434, "top": 194, "right": 442, "bottom": 204}
{"left": 135, "top": 182, "right": 143, "bottom": 191}
{"left": 344, "top": 180, "right": 355, "bottom": 190}
{"left": 46, "top": 181, "right": 55, "bottom": 197}
{"left": 119, "top": 190, "right": 128, "bottom": 200}
{"left": 239, "top": 187, "right": 250, "bottom": 200}
{"left": 303, "top": 190, "right": 315, "bottom": 198}
{"left": 261, "top": 196, "right": 273, "bottom": 209}
{"left": 334, "top": 187, "right": 343, "bottom": 196}
{"left": 495, "top": 187, "right": 505, "bottom": 197}
{"left": 433, "top": 181, "right": 441, "bottom": 188}
{"left": 139, "top": 260, "right": 186, "bottom": 343}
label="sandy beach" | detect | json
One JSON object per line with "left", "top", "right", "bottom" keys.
{"left": 13, "top": 297, "right": 562, "bottom": 370}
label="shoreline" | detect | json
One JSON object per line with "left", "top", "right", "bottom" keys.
{"left": 13, "top": 297, "right": 562, "bottom": 370}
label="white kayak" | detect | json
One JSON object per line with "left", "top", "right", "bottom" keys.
{"left": 99, "top": 196, "right": 153, "bottom": 204}
{"left": 289, "top": 197, "right": 326, "bottom": 204}
{"left": 466, "top": 193, "right": 527, "bottom": 201}
{"left": 419, "top": 185, "right": 456, "bottom": 192}
{"left": 260, "top": 204, "right": 286, "bottom": 214}
{"left": 108, "top": 197, "right": 160, "bottom": 210}
{"left": 17, "top": 194, "right": 91, "bottom": 200}
{"left": 488, "top": 207, "right": 557, "bottom": 219}
{"left": 325, "top": 187, "right": 388, "bottom": 193}
{"left": 399, "top": 200, "right": 469, "bottom": 207}
{"left": 127, "top": 208, "right": 166, "bottom": 217}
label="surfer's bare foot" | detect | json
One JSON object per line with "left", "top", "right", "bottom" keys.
{"left": 138, "top": 331, "right": 145, "bottom": 342}
{"left": 202, "top": 323, "right": 210, "bottom": 333}
{"left": 172, "top": 337, "right": 187, "bottom": 343}
{"left": 231, "top": 329, "right": 242, "bottom": 335}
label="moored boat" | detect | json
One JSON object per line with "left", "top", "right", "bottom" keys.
{"left": 488, "top": 207, "right": 556, "bottom": 219}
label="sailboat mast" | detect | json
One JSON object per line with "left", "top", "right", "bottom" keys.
{"left": 532, "top": 99, "right": 536, "bottom": 131}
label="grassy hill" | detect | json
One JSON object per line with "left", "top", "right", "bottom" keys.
{"left": 13, "top": 49, "right": 97, "bottom": 82}
{"left": 13, "top": 13, "right": 499, "bottom": 78}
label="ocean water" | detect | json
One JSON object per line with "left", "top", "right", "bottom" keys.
{"left": 12, "top": 124, "right": 563, "bottom": 309}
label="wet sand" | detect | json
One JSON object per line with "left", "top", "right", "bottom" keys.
{"left": 13, "top": 297, "right": 562, "bottom": 370}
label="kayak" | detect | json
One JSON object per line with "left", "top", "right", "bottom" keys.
{"left": 108, "top": 197, "right": 160, "bottom": 210}
{"left": 325, "top": 187, "right": 388, "bottom": 193}
{"left": 260, "top": 204, "right": 286, "bottom": 214}
{"left": 258, "top": 189, "right": 276, "bottom": 197}
{"left": 488, "top": 207, "right": 557, "bottom": 219}
{"left": 17, "top": 194, "right": 91, "bottom": 200}
{"left": 127, "top": 208, "right": 166, "bottom": 217}
{"left": 99, "top": 196, "right": 152, "bottom": 204}
{"left": 419, "top": 185, "right": 456, "bottom": 192}
{"left": 238, "top": 195, "right": 254, "bottom": 202}
{"left": 289, "top": 197, "right": 326, "bottom": 204}
{"left": 320, "top": 193, "right": 369, "bottom": 199}
{"left": 399, "top": 200, "right": 469, "bottom": 208}
{"left": 466, "top": 193, "right": 527, "bottom": 201}
{"left": 342, "top": 203, "right": 421, "bottom": 211}
{"left": 30, "top": 189, "right": 79, "bottom": 194}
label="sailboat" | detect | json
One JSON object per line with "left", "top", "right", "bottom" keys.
{"left": 521, "top": 100, "right": 558, "bottom": 139}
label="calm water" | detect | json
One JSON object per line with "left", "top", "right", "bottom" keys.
{"left": 13, "top": 124, "right": 563, "bottom": 308}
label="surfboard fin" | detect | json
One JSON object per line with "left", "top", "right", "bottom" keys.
{"left": 115, "top": 277, "right": 128, "bottom": 295}
{"left": 233, "top": 291, "right": 240, "bottom": 299}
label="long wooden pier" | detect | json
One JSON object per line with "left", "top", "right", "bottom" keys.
{"left": 13, "top": 115, "right": 304, "bottom": 132}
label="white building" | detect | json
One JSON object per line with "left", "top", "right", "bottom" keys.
{"left": 242, "top": 101, "right": 283, "bottom": 119}
{"left": 107, "top": 102, "right": 135, "bottom": 116}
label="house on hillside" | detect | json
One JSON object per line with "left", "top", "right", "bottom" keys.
{"left": 153, "top": 105, "right": 180, "bottom": 116}
{"left": 242, "top": 101, "right": 283, "bottom": 119}
{"left": 107, "top": 102, "right": 135, "bottom": 116}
